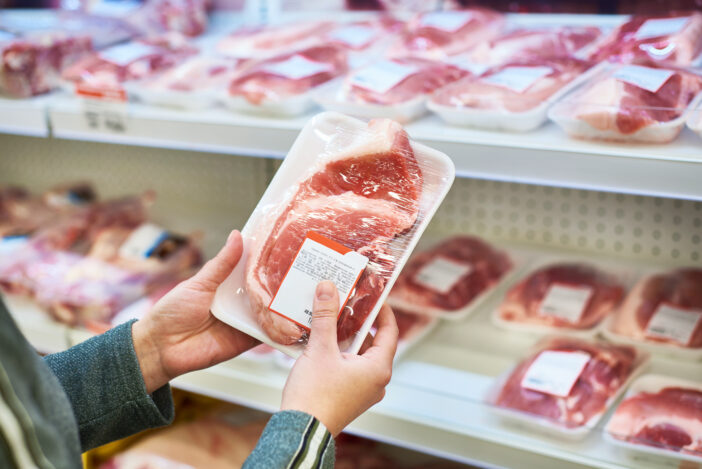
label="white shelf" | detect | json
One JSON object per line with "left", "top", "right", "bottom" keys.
{"left": 0, "top": 96, "right": 50, "bottom": 137}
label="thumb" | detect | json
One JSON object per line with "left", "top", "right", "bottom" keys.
{"left": 308, "top": 280, "right": 340, "bottom": 352}
{"left": 188, "top": 230, "right": 243, "bottom": 292}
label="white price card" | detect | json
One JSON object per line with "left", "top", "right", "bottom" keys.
{"left": 419, "top": 11, "right": 473, "bottom": 32}
{"left": 269, "top": 232, "right": 369, "bottom": 330}
{"left": 413, "top": 256, "right": 472, "bottom": 294}
{"left": 262, "top": 55, "right": 333, "bottom": 80}
{"left": 328, "top": 25, "right": 377, "bottom": 48}
{"left": 645, "top": 303, "right": 702, "bottom": 346}
{"left": 521, "top": 350, "right": 591, "bottom": 397}
{"left": 635, "top": 17, "right": 690, "bottom": 41}
{"left": 538, "top": 284, "right": 594, "bottom": 323}
{"left": 99, "top": 42, "right": 159, "bottom": 66}
{"left": 613, "top": 65, "right": 674, "bottom": 93}
{"left": 482, "top": 66, "right": 553, "bottom": 93}
{"left": 118, "top": 223, "right": 168, "bottom": 259}
{"left": 81, "top": 98, "right": 129, "bottom": 133}
{"left": 350, "top": 61, "right": 419, "bottom": 94}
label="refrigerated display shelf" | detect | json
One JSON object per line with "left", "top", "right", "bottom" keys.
{"left": 0, "top": 96, "right": 50, "bottom": 137}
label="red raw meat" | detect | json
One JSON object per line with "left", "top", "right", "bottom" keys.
{"left": 138, "top": 56, "right": 237, "bottom": 93}
{"left": 495, "top": 338, "right": 642, "bottom": 428}
{"left": 499, "top": 263, "right": 624, "bottom": 330}
{"left": 148, "top": 0, "right": 209, "bottom": 37}
{"left": 245, "top": 119, "right": 422, "bottom": 346}
{"left": 611, "top": 268, "right": 702, "bottom": 348}
{"left": 608, "top": 386, "right": 702, "bottom": 456}
{"left": 227, "top": 45, "right": 348, "bottom": 105}
{"left": 390, "top": 236, "right": 511, "bottom": 312}
{"left": 432, "top": 57, "right": 590, "bottom": 113}
{"left": 216, "top": 21, "right": 334, "bottom": 58}
{"left": 592, "top": 13, "right": 702, "bottom": 66}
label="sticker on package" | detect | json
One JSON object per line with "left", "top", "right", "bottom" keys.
{"left": 412, "top": 256, "right": 472, "bottom": 294}
{"left": 645, "top": 303, "right": 702, "bottom": 346}
{"left": 118, "top": 223, "right": 168, "bottom": 259}
{"left": 613, "top": 65, "right": 674, "bottom": 93}
{"left": 521, "top": 350, "right": 591, "bottom": 397}
{"left": 634, "top": 17, "right": 690, "bottom": 41}
{"left": 482, "top": 66, "right": 553, "bottom": 93}
{"left": 262, "top": 55, "right": 333, "bottom": 80}
{"left": 539, "top": 284, "right": 594, "bottom": 323}
{"left": 350, "top": 61, "right": 419, "bottom": 94}
{"left": 419, "top": 11, "right": 473, "bottom": 32}
{"left": 99, "top": 42, "right": 159, "bottom": 66}
{"left": 328, "top": 26, "right": 377, "bottom": 48}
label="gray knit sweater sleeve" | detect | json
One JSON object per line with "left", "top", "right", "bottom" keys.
{"left": 43, "top": 320, "right": 174, "bottom": 451}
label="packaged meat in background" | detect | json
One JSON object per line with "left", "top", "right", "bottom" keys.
{"left": 216, "top": 21, "right": 334, "bottom": 59}
{"left": 493, "top": 259, "right": 628, "bottom": 336}
{"left": 592, "top": 13, "right": 702, "bottom": 66}
{"left": 604, "top": 267, "right": 702, "bottom": 359}
{"left": 136, "top": 0, "right": 210, "bottom": 37}
{"left": 604, "top": 374, "right": 702, "bottom": 463}
{"left": 388, "top": 236, "right": 513, "bottom": 319}
{"left": 314, "top": 57, "right": 469, "bottom": 122}
{"left": 211, "top": 112, "right": 454, "bottom": 357}
{"left": 686, "top": 100, "right": 702, "bottom": 138}
{"left": 548, "top": 63, "right": 702, "bottom": 143}
{"left": 322, "top": 18, "right": 402, "bottom": 67}
{"left": 223, "top": 45, "right": 348, "bottom": 116}
{"left": 388, "top": 8, "right": 504, "bottom": 60}
{"left": 387, "top": 308, "right": 438, "bottom": 361}
{"left": 104, "top": 280, "right": 181, "bottom": 333}
{"left": 489, "top": 337, "right": 647, "bottom": 439}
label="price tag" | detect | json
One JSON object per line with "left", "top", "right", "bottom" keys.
{"left": 328, "top": 25, "right": 377, "bottom": 48}
{"left": 446, "top": 56, "right": 489, "bottom": 75}
{"left": 538, "top": 284, "right": 593, "bottom": 323}
{"left": 646, "top": 303, "right": 702, "bottom": 346}
{"left": 413, "top": 256, "right": 472, "bottom": 294}
{"left": 482, "top": 66, "right": 553, "bottom": 93}
{"left": 350, "top": 61, "right": 419, "bottom": 94}
{"left": 613, "top": 65, "right": 674, "bottom": 93}
{"left": 269, "top": 232, "right": 369, "bottom": 329}
{"left": 521, "top": 350, "right": 591, "bottom": 397}
{"left": 262, "top": 55, "right": 333, "bottom": 80}
{"left": 118, "top": 223, "right": 169, "bottom": 260}
{"left": 635, "top": 17, "right": 690, "bottom": 41}
{"left": 419, "top": 11, "right": 473, "bottom": 32}
{"left": 99, "top": 42, "right": 159, "bottom": 66}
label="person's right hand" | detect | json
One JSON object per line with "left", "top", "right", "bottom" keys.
{"left": 280, "top": 280, "right": 398, "bottom": 437}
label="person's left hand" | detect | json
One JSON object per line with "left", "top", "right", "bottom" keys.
{"left": 132, "top": 230, "right": 258, "bottom": 393}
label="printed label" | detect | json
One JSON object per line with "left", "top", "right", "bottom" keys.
{"left": 99, "top": 42, "right": 159, "bottom": 66}
{"left": 268, "top": 232, "right": 369, "bottom": 329}
{"left": 350, "top": 61, "right": 419, "bottom": 94}
{"left": 446, "top": 56, "right": 489, "bottom": 75}
{"left": 419, "top": 11, "right": 473, "bottom": 32}
{"left": 81, "top": 94, "right": 129, "bottom": 133}
{"left": 328, "top": 25, "right": 377, "bottom": 48}
{"left": 635, "top": 17, "right": 690, "bottom": 41}
{"left": 413, "top": 256, "right": 472, "bottom": 295}
{"left": 646, "top": 303, "right": 702, "bottom": 346}
{"left": 521, "top": 350, "right": 591, "bottom": 397}
{"left": 262, "top": 55, "right": 333, "bottom": 80}
{"left": 613, "top": 65, "right": 674, "bottom": 93}
{"left": 118, "top": 223, "right": 168, "bottom": 259}
{"left": 482, "top": 66, "right": 553, "bottom": 93}
{"left": 538, "top": 284, "right": 594, "bottom": 323}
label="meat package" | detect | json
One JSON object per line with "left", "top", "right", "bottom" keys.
{"left": 324, "top": 18, "right": 402, "bottom": 54}
{"left": 211, "top": 112, "right": 454, "bottom": 357}
{"left": 389, "top": 8, "right": 504, "bottom": 60}
{"left": 392, "top": 308, "right": 438, "bottom": 360}
{"left": 592, "top": 13, "right": 702, "bottom": 66}
{"left": 429, "top": 58, "right": 594, "bottom": 132}
{"left": 136, "top": 0, "right": 209, "bottom": 37}
{"left": 605, "top": 268, "right": 702, "bottom": 358}
{"left": 494, "top": 260, "right": 626, "bottom": 336}
{"left": 388, "top": 236, "right": 512, "bottom": 319}
{"left": 490, "top": 337, "right": 647, "bottom": 438}
{"left": 605, "top": 374, "right": 702, "bottom": 463}
{"left": 548, "top": 63, "right": 702, "bottom": 143}
{"left": 224, "top": 45, "right": 348, "bottom": 116}
{"left": 216, "top": 21, "right": 334, "bottom": 59}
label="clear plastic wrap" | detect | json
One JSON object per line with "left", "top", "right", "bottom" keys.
{"left": 604, "top": 374, "right": 702, "bottom": 464}
{"left": 549, "top": 62, "right": 702, "bottom": 143}
{"left": 388, "top": 235, "right": 513, "bottom": 319}
{"left": 138, "top": 0, "right": 210, "bottom": 37}
{"left": 488, "top": 337, "right": 648, "bottom": 439}
{"left": 216, "top": 21, "right": 334, "bottom": 59}
{"left": 429, "top": 57, "right": 595, "bottom": 132}
{"left": 388, "top": 308, "right": 438, "bottom": 361}
{"left": 211, "top": 112, "right": 454, "bottom": 357}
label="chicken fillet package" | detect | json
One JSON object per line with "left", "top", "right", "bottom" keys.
{"left": 211, "top": 112, "right": 454, "bottom": 357}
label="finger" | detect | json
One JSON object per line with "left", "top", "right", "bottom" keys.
{"left": 188, "top": 230, "right": 243, "bottom": 291}
{"left": 308, "top": 280, "right": 340, "bottom": 353}
{"left": 363, "top": 304, "right": 398, "bottom": 366}
{"left": 358, "top": 332, "right": 374, "bottom": 354}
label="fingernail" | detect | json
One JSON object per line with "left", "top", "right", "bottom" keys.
{"left": 316, "top": 281, "right": 335, "bottom": 301}
{"left": 226, "top": 230, "right": 237, "bottom": 244}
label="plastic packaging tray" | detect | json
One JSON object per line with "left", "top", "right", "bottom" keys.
{"left": 220, "top": 92, "right": 318, "bottom": 117}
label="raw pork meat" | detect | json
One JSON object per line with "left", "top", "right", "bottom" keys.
{"left": 610, "top": 268, "right": 702, "bottom": 348}
{"left": 216, "top": 21, "right": 333, "bottom": 58}
{"left": 607, "top": 386, "right": 702, "bottom": 456}
{"left": 324, "top": 18, "right": 402, "bottom": 51}
{"left": 136, "top": 56, "right": 238, "bottom": 93}
{"left": 389, "top": 8, "right": 504, "bottom": 60}
{"left": 498, "top": 263, "right": 624, "bottom": 330}
{"left": 495, "top": 338, "right": 642, "bottom": 428}
{"left": 592, "top": 13, "right": 702, "bottom": 66}
{"left": 245, "top": 119, "right": 422, "bottom": 345}
{"left": 390, "top": 236, "right": 511, "bottom": 313}
{"left": 142, "top": 0, "right": 209, "bottom": 37}
{"left": 432, "top": 58, "right": 590, "bottom": 113}
{"left": 227, "top": 45, "right": 348, "bottom": 105}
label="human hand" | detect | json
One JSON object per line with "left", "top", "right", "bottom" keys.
{"left": 281, "top": 281, "right": 398, "bottom": 436}
{"left": 132, "top": 230, "right": 258, "bottom": 393}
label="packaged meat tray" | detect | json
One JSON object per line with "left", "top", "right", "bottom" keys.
{"left": 492, "top": 258, "right": 630, "bottom": 337}
{"left": 324, "top": 18, "right": 401, "bottom": 55}
{"left": 314, "top": 57, "right": 469, "bottom": 123}
{"left": 388, "top": 235, "right": 514, "bottom": 320}
{"left": 488, "top": 337, "right": 648, "bottom": 439}
{"left": 686, "top": 101, "right": 702, "bottom": 137}
{"left": 548, "top": 63, "right": 702, "bottom": 143}
{"left": 429, "top": 58, "right": 596, "bottom": 132}
{"left": 604, "top": 374, "right": 702, "bottom": 464}
{"left": 390, "top": 308, "right": 438, "bottom": 361}
{"left": 216, "top": 21, "right": 333, "bottom": 59}
{"left": 388, "top": 8, "right": 504, "bottom": 60}
{"left": 223, "top": 45, "right": 348, "bottom": 116}
{"left": 592, "top": 13, "right": 702, "bottom": 66}
{"left": 603, "top": 267, "right": 702, "bottom": 360}
{"left": 211, "top": 112, "right": 454, "bottom": 357}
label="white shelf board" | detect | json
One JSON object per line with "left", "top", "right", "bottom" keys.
{"left": 0, "top": 96, "right": 49, "bottom": 137}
